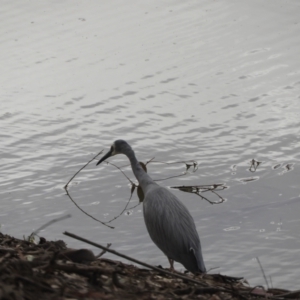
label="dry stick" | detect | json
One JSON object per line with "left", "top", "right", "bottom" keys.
{"left": 145, "top": 156, "right": 155, "bottom": 166}
{"left": 256, "top": 257, "right": 269, "bottom": 290}
{"left": 155, "top": 172, "right": 190, "bottom": 182}
{"left": 147, "top": 159, "right": 198, "bottom": 167}
{"left": 64, "top": 231, "right": 211, "bottom": 288}
{"left": 271, "top": 290, "right": 300, "bottom": 299}
{"left": 107, "top": 162, "right": 187, "bottom": 183}
{"left": 195, "top": 192, "right": 217, "bottom": 205}
{"left": 104, "top": 160, "right": 225, "bottom": 218}
{"left": 156, "top": 171, "right": 189, "bottom": 182}
{"left": 30, "top": 214, "right": 72, "bottom": 239}
{"left": 107, "top": 158, "right": 199, "bottom": 185}
{"left": 103, "top": 188, "right": 135, "bottom": 224}
{"left": 15, "top": 275, "right": 55, "bottom": 293}
{"left": 195, "top": 192, "right": 223, "bottom": 205}
{"left": 210, "top": 190, "right": 226, "bottom": 204}
{"left": 64, "top": 150, "right": 114, "bottom": 229}
{"left": 117, "top": 158, "right": 197, "bottom": 170}
{"left": 269, "top": 276, "right": 273, "bottom": 289}
{"left": 116, "top": 159, "right": 198, "bottom": 182}
{"left": 96, "top": 243, "right": 112, "bottom": 258}
{"left": 171, "top": 185, "right": 226, "bottom": 205}
{"left": 125, "top": 201, "right": 141, "bottom": 211}
{"left": 104, "top": 159, "right": 198, "bottom": 216}
{"left": 102, "top": 161, "right": 138, "bottom": 224}
{"left": 249, "top": 159, "right": 261, "bottom": 173}
{"left": 107, "top": 160, "right": 225, "bottom": 209}
{"left": 105, "top": 161, "right": 135, "bottom": 185}
{"left": 64, "top": 150, "right": 103, "bottom": 189}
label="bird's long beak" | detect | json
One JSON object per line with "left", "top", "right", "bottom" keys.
{"left": 96, "top": 149, "right": 113, "bottom": 165}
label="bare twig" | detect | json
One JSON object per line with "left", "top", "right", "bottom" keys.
{"left": 152, "top": 160, "right": 199, "bottom": 181}
{"left": 256, "top": 257, "right": 269, "bottom": 290}
{"left": 105, "top": 158, "right": 199, "bottom": 185}
{"left": 96, "top": 243, "right": 112, "bottom": 258}
{"left": 102, "top": 160, "right": 226, "bottom": 225}
{"left": 103, "top": 185, "right": 136, "bottom": 224}
{"left": 249, "top": 159, "right": 262, "bottom": 172}
{"left": 64, "top": 150, "right": 114, "bottom": 229}
{"left": 147, "top": 159, "right": 198, "bottom": 170}
{"left": 102, "top": 161, "right": 145, "bottom": 223}
{"left": 114, "top": 159, "right": 199, "bottom": 182}
{"left": 206, "top": 266, "right": 220, "bottom": 273}
{"left": 171, "top": 184, "right": 227, "bottom": 205}
{"left": 145, "top": 157, "right": 155, "bottom": 166}
{"left": 64, "top": 231, "right": 210, "bottom": 287}
{"left": 271, "top": 290, "right": 300, "bottom": 299}
{"left": 102, "top": 159, "right": 226, "bottom": 224}
{"left": 29, "top": 214, "right": 72, "bottom": 240}
{"left": 64, "top": 150, "right": 102, "bottom": 189}
{"left": 125, "top": 201, "right": 141, "bottom": 211}
{"left": 105, "top": 161, "right": 135, "bottom": 185}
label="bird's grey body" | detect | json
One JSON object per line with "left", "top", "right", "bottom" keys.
{"left": 97, "top": 140, "right": 206, "bottom": 273}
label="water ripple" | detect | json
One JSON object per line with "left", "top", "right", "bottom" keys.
{"left": 1, "top": 0, "right": 300, "bottom": 290}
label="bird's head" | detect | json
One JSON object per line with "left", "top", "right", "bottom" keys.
{"left": 96, "top": 140, "right": 131, "bottom": 165}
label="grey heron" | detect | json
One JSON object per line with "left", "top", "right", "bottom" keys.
{"left": 97, "top": 140, "right": 206, "bottom": 273}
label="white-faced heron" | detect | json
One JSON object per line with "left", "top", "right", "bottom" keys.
{"left": 97, "top": 140, "right": 206, "bottom": 273}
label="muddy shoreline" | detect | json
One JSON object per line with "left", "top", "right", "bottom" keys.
{"left": 0, "top": 232, "right": 298, "bottom": 299}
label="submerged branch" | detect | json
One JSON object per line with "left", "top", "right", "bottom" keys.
{"left": 171, "top": 184, "right": 227, "bottom": 205}
{"left": 249, "top": 159, "right": 262, "bottom": 172}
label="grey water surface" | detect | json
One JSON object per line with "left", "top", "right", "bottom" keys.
{"left": 1, "top": 0, "right": 300, "bottom": 290}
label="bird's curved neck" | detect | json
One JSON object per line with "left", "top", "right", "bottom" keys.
{"left": 126, "top": 149, "right": 156, "bottom": 192}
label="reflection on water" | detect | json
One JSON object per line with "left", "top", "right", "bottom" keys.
{"left": 223, "top": 226, "right": 240, "bottom": 232}
{"left": 238, "top": 176, "right": 259, "bottom": 183}
{"left": 1, "top": 0, "right": 300, "bottom": 290}
{"left": 171, "top": 183, "right": 227, "bottom": 205}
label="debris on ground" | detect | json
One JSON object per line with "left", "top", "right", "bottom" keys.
{"left": 0, "top": 232, "right": 298, "bottom": 299}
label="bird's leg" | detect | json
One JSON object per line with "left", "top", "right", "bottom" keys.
{"left": 168, "top": 258, "right": 175, "bottom": 272}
